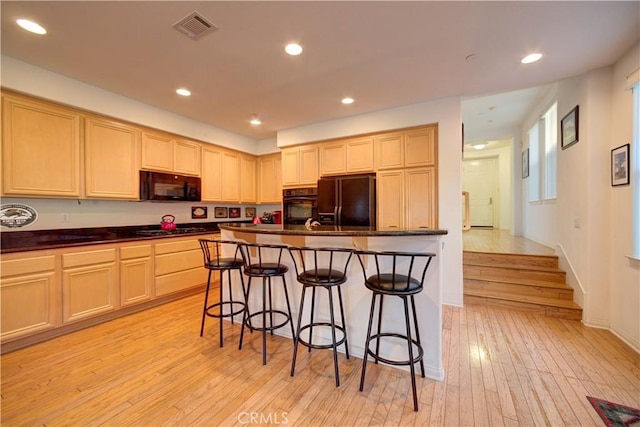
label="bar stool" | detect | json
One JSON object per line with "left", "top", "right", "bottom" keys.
{"left": 198, "top": 239, "right": 246, "bottom": 347}
{"left": 354, "top": 250, "right": 436, "bottom": 411}
{"left": 238, "top": 242, "right": 296, "bottom": 365}
{"left": 288, "top": 247, "right": 354, "bottom": 387}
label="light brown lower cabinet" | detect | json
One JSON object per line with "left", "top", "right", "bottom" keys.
{"left": 0, "top": 234, "right": 218, "bottom": 348}
{"left": 62, "top": 247, "right": 118, "bottom": 323}
{"left": 0, "top": 253, "right": 60, "bottom": 341}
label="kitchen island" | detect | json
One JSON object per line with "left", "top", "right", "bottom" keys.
{"left": 219, "top": 223, "right": 448, "bottom": 381}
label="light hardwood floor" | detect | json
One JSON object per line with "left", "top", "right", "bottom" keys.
{"left": 2, "top": 286, "right": 638, "bottom": 426}
{"left": 463, "top": 228, "right": 556, "bottom": 256}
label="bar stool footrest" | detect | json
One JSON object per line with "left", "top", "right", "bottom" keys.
{"left": 365, "top": 332, "right": 423, "bottom": 366}
{"left": 205, "top": 301, "right": 246, "bottom": 319}
{"left": 245, "top": 310, "right": 291, "bottom": 332}
{"left": 298, "top": 322, "right": 347, "bottom": 350}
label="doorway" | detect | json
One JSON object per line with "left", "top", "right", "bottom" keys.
{"left": 463, "top": 157, "right": 498, "bottom": 228}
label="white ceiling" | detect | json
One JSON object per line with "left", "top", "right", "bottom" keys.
{"left": 1, "top": 1, "right": 638, "bottom": 143}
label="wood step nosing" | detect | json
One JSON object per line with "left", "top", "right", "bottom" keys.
{"left": 463, "top": 261, "right": 565, "bottom": 273}
{"left": 463, "top": 290, "right": 582, "bottom": 310}
{"left": 464, "top": 276, "right": 573, "bottom": 290}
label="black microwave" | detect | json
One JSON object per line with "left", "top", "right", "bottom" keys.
{"left": 140, "top": 171, "right": 201, "bottom": 201}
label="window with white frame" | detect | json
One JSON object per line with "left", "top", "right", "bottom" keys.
{"left": 527, "top": 102, "right": 558, "bottom": 203}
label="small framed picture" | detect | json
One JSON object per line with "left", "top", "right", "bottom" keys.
{"left": 191, "top": 206, "right": 207, "bottom": 219}
{"left": 611, "top": 143, "right": 630, "bottom": 186}
{"left": 522, "top": 149, "right": 530, "bottom": 178}
{"left": 229, "top": 207, "right": 241, "bottom": 218}
{"left": 214, "top": 207, "right": 228, "bottom": 218}
{"left": 245, "top": 207, "right": 256, "bottom": 218}
{"left": 561, "top": 105, "right": 579, "bottom": 150}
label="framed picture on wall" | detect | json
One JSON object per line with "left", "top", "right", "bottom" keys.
{"left": 214, "top": 207, "right": 228, "bottom": 218}
{"left": 611, "top": 143, "right": 630, "bottom": 186}
{"left": 229, "top": 208, "right": 241, "bottom": 218}
{"left": 522, "top": 149, "right": 530, "bottom": 178}
{"left": 561, "top": 105, "right": 579, "bottom": 150}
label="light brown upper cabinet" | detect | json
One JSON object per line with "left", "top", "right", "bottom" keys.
{"left": 281, "top": 145, "right": 318, "bottom": 187}
{"left": 377, "top": 167, "right": 437, "bottom": 229}
{"left": 240, "top": 154, "right": 257, "bottom": 204}
{"left": 141, "top": 131, "right": 201, "bottom": 176}
{"left": 2, "top": 92, "right": 82, "bottom": 197}
{"left": 258, "top": 153, "right": 282, "bottom": 204}
{"left": 375, "top": 125, "right": 436, "bottom": 170}
{"left": 85, "top": 116, "right": 140, "bottom": 200}
{"left": 319, "top": 137, "right": 375, "bottom": 176}
{"left": 201, "top": 145, "right": 242, "bottom": 203}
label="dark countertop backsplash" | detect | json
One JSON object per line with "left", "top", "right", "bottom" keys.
{"left": 1, "top": 221, "right": 251, "bottom": 254}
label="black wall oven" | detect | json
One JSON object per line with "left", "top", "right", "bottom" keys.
{"left": 283, "top": 187, "right": 317, "bottom": 224}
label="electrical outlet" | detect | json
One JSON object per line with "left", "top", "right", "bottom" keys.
{"left": 61, "top": 213, "right": 70, "bottom": 223}
{"left": 573, "top": 216, "right": 581, "bottom": 228}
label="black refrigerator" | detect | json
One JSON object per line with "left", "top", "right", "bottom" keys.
{"left": 317, "top": 174, "right": 376, "bottom": 226}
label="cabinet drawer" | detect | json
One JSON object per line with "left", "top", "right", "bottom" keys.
{"left": 155, "top": 249, "right": 202, "bottom": 276}
{"left": 120, "top": 245, "right": 152, "bottom": 260}
{"left": 1, "top": 255, "right": 56, "bottom": 277}
{"left": 62, "top": 248, "right": 116, "bottom": 268}
{"left": 155, "top": 239, "right": 201, "bottom": 255}
{"left": 155, "top": 268, "right": 207, "bottom": 296}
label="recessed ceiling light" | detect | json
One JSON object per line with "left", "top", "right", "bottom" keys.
{"left": 16, "top": 18, "right": 46, "bottom": 35}
{"left": 285, "top": 43, "right": 303, "bottom": 56}
{"left": 250, "top": 115, "right": 262, "bottom": 126}
{"left": 472, "top": 143, "right": 487, "bottom": 150}
{"left": 521, "top": 53, "right": 543, "bottom": 64}
{"left": 341, "top": 97, "right": 354, "bottom": 105}
{"left": 176, "top": 88, "right": 191, "bottom": 96}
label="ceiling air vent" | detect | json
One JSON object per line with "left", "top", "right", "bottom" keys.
{"left": 172, "top": 12, "right": 217, "bottom": 40}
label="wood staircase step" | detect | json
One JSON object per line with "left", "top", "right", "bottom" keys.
{"left": 464, "top": 262, "right": 566, "bottom": 284}
{"left": 463, "top": 249, "right": 582, "bottom": 321}
{"left": 464, "top": 291, "right": 583, "bottom": 321}
{"left": 464, "top": 251, "right": 558, "bottom": 268}
{"left": 464, "top": 278, "right": 574, "bottom": 300}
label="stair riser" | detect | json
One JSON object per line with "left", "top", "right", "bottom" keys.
{"left": 464, "top": 252, "right": 558, "bottom": 268}
{"left": 464, "top": 279, "right": 574, "bottom": 300}
{"left": 464, "top": 295, "right": 582, "bottom": 321}
{"left": 464, "top": 265, "right": 566, "bottom": 283}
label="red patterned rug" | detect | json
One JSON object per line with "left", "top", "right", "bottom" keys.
{"left": 587, "top": 396, "right": 640, "bottom": 427}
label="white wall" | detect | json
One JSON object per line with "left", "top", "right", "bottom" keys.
{"left": 277, "top": 98, "right": 464, "bottom": 307}
{"left": 520, "top": 43, "right": 640, "bottom": 353}
{"left": 609, "top": 42, "right": 640, "bottom": 351}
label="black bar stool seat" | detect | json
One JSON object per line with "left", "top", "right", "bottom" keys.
{"left": 355, "top": 249, "right": 435, "bottom": 411}
{"left": 238, "top": 243, "right": 296, "bottom": 366}
{"left": 198, "top": 239, "right": 246, "bottom": 347}
{"left": 288, "top": 246, "right": 354, "bottom": 387}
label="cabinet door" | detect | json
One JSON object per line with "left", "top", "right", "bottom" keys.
{"left": 141, "top": 131, "right": 173, "bottom": 172}
{"left": 320, "top": 142, "right": 346, "bottom": 176}
{"left": 376, "top": 170, "right": 404, "bottom": 229}
{"left": 174, "top": 139, "right": 201, "bottom": 176}
{"left": 259, "top": 154, "right": 282, "bottom": 203}
{"left": 222, "top": 150, "right": 240, "bottom": 202}
{"left": 299, "top": 146, "right": 319, "bottom": 186}
{"left": 120, "top": 245, "right": 153, "bottom": 306}
{"left": 85, "top": 117, "right": 140, "bottom": 199}
{"left": 405, "top": 167, "right": 437, "bottom": 229}
{"left": 375, "top": 132, "right": 403, "bottom": 170}
{"left": 346, "top": 137, "right": 374, "bottom": 173}
{"left": 1, "top": 254, "right": 59, "bottom": 341}
{"left": 2, "top": 94, "right": 81, "bottom": 197}
{"left": 201, "top": 145, "right": 223, "bottom": 202}
{"left": 62, "top": 248, "right": 117, "bottom": 323}
{"left": 281, "top": 148, "right": 300, "bottom": 186}
{"left": 240, "top": 154, "right": 257, "bottom": 204}
{"left": 404, "top": 126, "right": 436, "bottom": 167}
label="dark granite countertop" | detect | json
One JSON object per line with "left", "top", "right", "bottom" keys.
{"left": 0, "top": 221, "right": 250, "bottom": 254}
{"left": 219, "top": 223, "right": 448, "bottom": 237}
